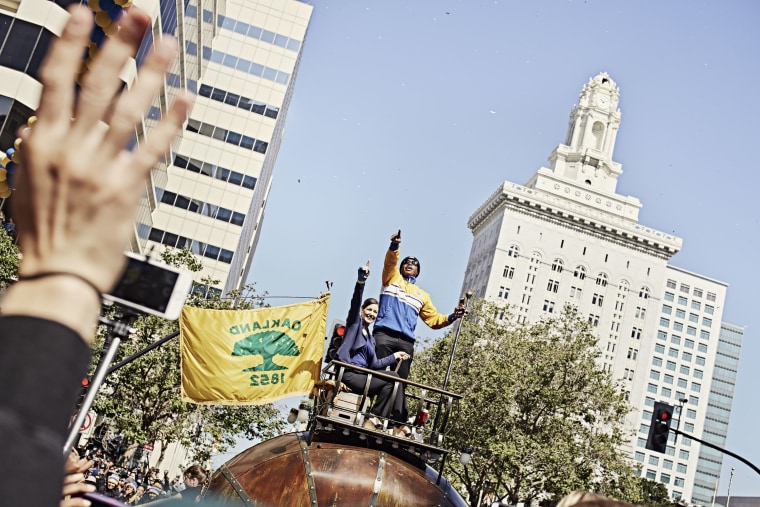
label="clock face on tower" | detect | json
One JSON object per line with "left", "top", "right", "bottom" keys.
{"left": 596, "top": 95, "right": 609, "bottom": 107}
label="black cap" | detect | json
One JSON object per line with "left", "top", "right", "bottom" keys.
{"left": 400, "top": 256, "right": 420, "bottom": 275}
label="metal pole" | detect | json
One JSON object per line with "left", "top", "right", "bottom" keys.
{"left": 441, "top": 291, "right": 473, "bottom": 392}
{"left": 726, "top": 468, "right": 734, "bottom": 507}
{"left": 63, "top": 315, "right": 137, "bottom": 457}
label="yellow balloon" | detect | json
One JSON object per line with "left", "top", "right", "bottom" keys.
{"left": 104, "top": 21, "right": 120, "bottom": 37}
{"left": 0, "top": 186, "right": 11, "bottom": 198}
{"left": 95, "top": 11, "right": 111, "bottom": 28}
{"left": 0, "top": 168, "right": 6, "bottom": 181}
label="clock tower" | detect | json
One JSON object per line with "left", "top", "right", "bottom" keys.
{"left": 543, "top": 72, "right": 622, "bottom": 192}
{"left": 524, "top": 72, "right": 641, "bottom": 221}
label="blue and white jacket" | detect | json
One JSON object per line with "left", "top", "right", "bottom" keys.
{"left": 373, "top": 243, "right": 454, "bottom": 342}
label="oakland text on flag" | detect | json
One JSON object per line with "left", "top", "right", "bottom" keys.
{"left": 180, "top": 294, "right": 329, "bottom": 404}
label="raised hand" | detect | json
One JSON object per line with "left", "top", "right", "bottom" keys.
{"left": 390, "top": 229, "right": 402, "bottom": 244}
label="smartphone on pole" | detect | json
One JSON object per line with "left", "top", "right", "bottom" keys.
{"left": 103, "top": 252, "right": 193, "bottom": 320}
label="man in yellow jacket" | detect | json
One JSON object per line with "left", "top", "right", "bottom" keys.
{"left": 373, "top": 230, "right": 465, "bottom": 381}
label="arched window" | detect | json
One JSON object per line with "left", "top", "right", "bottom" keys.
{"left": 574, "top": 266, "right": 587, "bottom": 280}
{"left": 592, "top": 121, "right": 605, "bottom": 150}
{"left": 596, "top": 273, "right": 608, "bottom": 287}
{"left": 507, "top": 245, "right": 520, "bottom": 258}
{"left": 618, "top": 280, "right": 630, "bottom": 293}
{"left": 530, "top": 252, "right": 542, "bottom": 264}
{"left": 639, "top": 287, "right": 651, "bottom": 299}
{"left": 551, "top": 259, "right": 564, "bottom": 273}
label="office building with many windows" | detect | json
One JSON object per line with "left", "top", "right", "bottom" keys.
{"left": 462, "top": 72, "right": 744, "bottom": 503}
{"left": 0, "top": 0, "right": 313, "bottom": 295}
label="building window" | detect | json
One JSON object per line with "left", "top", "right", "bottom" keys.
{"left": 693, "top": 288, "right": 703, "bottom": 298}
{"left": 676, "top": 309, "right": 686, "bottom": 319}
{"left": 662, "top": 304, "right": 672, "bottom": 314}
{"left": 543, "top": 300, "right": 555, "bottom": 313}
{"left": 678, "top": 450, "right": 689, "bottom": 460}
{"left": 649, "top": 370, "right": 660, "bottom": 380}
{"left": 551, "top": 259, "right": 564, "bottom": 272}
{"left": 660, "top": 318, "right": 670, "bottom": 328}
{"left": 678, "top": 296, "right": 687, "bottom": 306}
{"left": 657, "top": 330, "right": 667, "bottom": 340}
{"left": 508, "top": 245, "right": 520, "bottom": 258}
{"left": 634, "top": 452, "right": 645, "bottom": 462}
{"left": 707, "top": 292, "right": 716, "bottom": 302}
{"left": 705, "top": 305, "right": 715, "bottom": 315}
{"left": 664, "top": 374, "right": 674, "bottom": 384}
{"left": 694, "top": 369, "right": 703, "bottom": 379}
{"left": 592, "top": 293, "right": 604, "bottom": 306}
{"left": 660, "top": 473, "right": 670, "bottom": 484}
{"left": 574, "top": 266, "right": 587, "bottom": 280}
{"left": 682, "top": 352, "right": 692, "bottom": 362}
{"left": 635, "top": 306, "right": 646, "bottom": 319}
{"left": 692, "top": 382, "right": 701, "bottom": 393}
{"left": 698, "top": 343, "right": 708, "bottom": 353}
{"left": 663, "top": 459, "right": 673, "bottom": 470}
{"left": 700, "top": 330, "right": 710, "bottom": 340}
{"left": 691, "top": 300, "right": 701, "bottom": 311}
{"left": 596, "top": 273, "right": 608, "bottom": 287}
{"left": 639, "top": 287, "right": 650, "bottom": 299}
{"left": 588, "top": 314, "right": 600, "bottom": 327}
{"left": 664, "top": 292, "right": 674, "bottom": 302}
{"left": 648, "top": 456, "right": 659, "bottom": 465}
{"left": 666, "top": 361, "right": 676, "bottom": 371}
{"left": 647, "top": 383, "right": 657, "bottom": 393}
{"left": 688, "top": 313, "right": 699, "bottom": 323}
{"left": 503, "top": 265, "right": 515, "bottom": 279}
{"left": 631, "top": 327, "right": 642, "bottom": 340}
{"left": 703, "top": 317, "right": 712, "bottom": 327}
{"left": 673, "top": 322, "right": 683, "bottom": 332}
{"left": 628, "top": 348, "right": 638, "bottom": 360}
{"left": 696, "top": 356, "right": 705, "bottom": 366}
{"left": 661, "top": 387, "right": 671, "bottom": 397}
{"left": 680, "top": 365, "right": 690, "bottom": 375}
{"left": 667, "top": 279, "right": 677, "bottom": 289}
{"left": 680, "top": 284, "right": 690, "bottom": 294}
{"left": 498, "top": 286, "right": 509, "bottom": 299}
{"left": 547, "top": 279, "right": 559, "bottom": 293}
{"left": 655, "top": 344, "right": 665, "bottom": 354}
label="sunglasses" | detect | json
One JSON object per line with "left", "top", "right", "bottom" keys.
{"left": 402, "top": 259, "right": 419, "bottom": 266}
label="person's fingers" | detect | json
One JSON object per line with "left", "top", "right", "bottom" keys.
{"left": 72, "top": 9, "right": 151, "bottom": 136}
{"left": 103, "top": 36, "right": 179, "bottom": 157}
{"left": 126, "top": 91, "right": 193, "bottom": 181}
{"left": 36, "top": 6, "right": 93, "bottom": 128}
{"left": 75, "top": 459, "right": 95, "bottom": 474}
{"left": 63, "top": 473, "right": 85, "bottom": 486}
{"left": 61, "top": 498, "right": 93, "bottom": 507}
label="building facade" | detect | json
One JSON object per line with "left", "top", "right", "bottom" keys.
{"left": 0, "top": 0, "right": 313, "bottom": 295}
{"left": 134, "top": 0, "right": 313, "bottom": 295}
{"left": 462, "top": 73, "right": 743, "bottom": 503}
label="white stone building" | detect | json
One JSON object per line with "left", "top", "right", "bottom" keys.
{"left": 461, "top": 73, "right": 743, "bottom": 503}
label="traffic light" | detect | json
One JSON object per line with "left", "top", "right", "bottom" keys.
{"left": 76, "top": 378, "right": 90, "bottom": 409}
{"left": 325, "top": 320, "right": 346, "bottom": 361}
{"left": 645, "top": 401, "right": 674, "bottom": 453}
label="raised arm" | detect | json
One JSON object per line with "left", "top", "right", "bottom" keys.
{"left": 382, "top": 230, "right": 402, "bottom": 286}
{"left": 345, "top": 266, "right": 368, "bottom": 328}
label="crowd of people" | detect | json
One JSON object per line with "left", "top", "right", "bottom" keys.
{"left": 0, "top": 211, "right": 15, "bottom": 241}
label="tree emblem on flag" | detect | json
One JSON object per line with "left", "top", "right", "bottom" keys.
{"left": 231, "top": 331, "right": 301, "bottom": 372}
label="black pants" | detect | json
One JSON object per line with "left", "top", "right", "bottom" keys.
{"left": 342, "top": 370, "right": 408, "bottom": 424}
{"left": 373, "top": 327, "right": 415, "bottom": 380}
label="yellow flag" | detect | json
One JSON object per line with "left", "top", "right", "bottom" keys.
{"left": 180, "top": 294, "right": 328, "bottom": 405}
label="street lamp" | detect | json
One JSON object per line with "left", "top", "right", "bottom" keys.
{"left": 674, "top": 397, "right": 688, "bottom": 444}
{"left": 459, "top": 447, "right": 473, "bottom": 466}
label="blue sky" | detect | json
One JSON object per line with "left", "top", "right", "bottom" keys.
{"left": 245, "top": 0, "right": 760, "bottom": 496}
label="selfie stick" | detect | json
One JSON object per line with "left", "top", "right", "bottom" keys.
{"left": 63, "top": 313, "right": 137, "bottom": 457}
{"left": 441, "top": 291, "right": 473, "bottom": 392}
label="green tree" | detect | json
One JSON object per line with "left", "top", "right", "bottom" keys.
{"left": 90, "top": 248, "right": 283, "bottom": 468}
{"left": 0, "top": 229, "right": 19, "bottom": 290}
{"left": 411, "top": 300, "right": 635, "bottom": 506}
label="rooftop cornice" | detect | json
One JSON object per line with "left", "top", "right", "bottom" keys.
{"left": 468, "top": 181, "right": 683, "bottom": 259}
